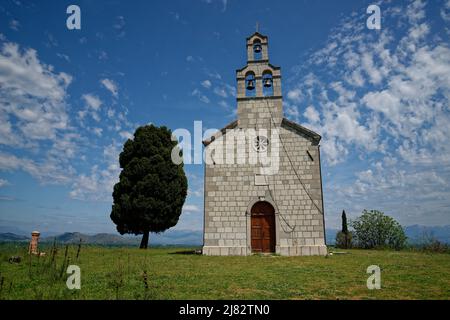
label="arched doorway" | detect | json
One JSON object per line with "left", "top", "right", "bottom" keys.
{"left": 251, "top": 201, "right": 275, "bottom": 253}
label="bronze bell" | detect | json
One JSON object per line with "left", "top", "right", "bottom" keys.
{"left": 254, "top": 44, "right": 262, "bottom": 53}
{"left": 246, "top": 79, "right": 255, "bottom": 90}
{"left": 263, "top": 78, "right": 272, "bottom": 88}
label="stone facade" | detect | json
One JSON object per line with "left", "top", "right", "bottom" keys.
{"left": 202, "top": 32, "right": 327, "bottom": 256}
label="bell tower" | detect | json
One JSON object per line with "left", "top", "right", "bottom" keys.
{"left": 236, "top": 31, "right": 283, "bottom": 129}
{"left": 202, "top": 29, "right": 327, "bottom": 257}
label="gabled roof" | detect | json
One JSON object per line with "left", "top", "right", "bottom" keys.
{"left": 202, "top": 120, "right": 238, "bottom": 146}
{"left": 236, "top": 63, "right": 281, "bottom": 73}
{"left": 281, "top": 118, "right": 321, "bottom": 145}
{"left": 246, "top": 32, "right": 268, "bottom": 41}
{"left": 202, "top": 118, "right": 321, "bottom": 147}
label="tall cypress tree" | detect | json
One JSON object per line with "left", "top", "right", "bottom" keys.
{"left": 342, "top": 210, "right": 348, "bottom": 234}
{"left": 110, "top": 125, "right": 188, "bottom": 249}
{"left": 336, "top": 209, "right": 352, "bottom": 249}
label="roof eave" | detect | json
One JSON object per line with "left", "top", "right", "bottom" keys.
{"left": 281, "top": 118, "right": 322, "bottom": 144}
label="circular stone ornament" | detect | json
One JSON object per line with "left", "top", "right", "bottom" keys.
{"left": 253, "top": 135, "right": 269, "bottom": 152}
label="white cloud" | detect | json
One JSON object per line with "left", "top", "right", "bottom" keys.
{"left": 224, "top": 84, "right": 236, "bottom": 97}
{"left": 56, "top": 53, "right": 70, "bottom": 62}
{"left": 361, "top": 52, "right": 383, "bottom": 85}
{"left": 98, "top": 51, "right": 108, "bottom": 60}
{"left": 183, "top": 204, "right": 201, "bottom": 213}
{"left": 201, "top": 80, "right": 212, "bottom": 89}
{"left": 0, "top": 41, "right": 135, "bottom": 205}
{"left": 191, "top": 88, "right": 210, "bottom": 104}
{"left": 114, "top": 16, "right": 126, "bottom": 38}
{"left": 0, "top": 178, "right": 9, "bottom": 187}
{"left": 0, "top": 151, "right": 74, "bottom": 185}
{"left": 202, "top": 0, "right": 228, "bottom": 12}
{"left": 213, "top": 86, "right": 227, "bottom": 98}
{"left": 204, "top": 69, "right": 222, "bottom": 80}
{"left": 188, "top": 189, "right": 203, "bottom": 197}
{"left": 290, "top": 0, "right": 450, "bottom": 166}
{"left": 92, "top": 127, "right": 103, "bottom": 137}
{"left": 287, "top": 88, "right": 303, "bottom": 103}
{"left": 303, "top": 106, "right": 320, "bottom": 123}
{"left": 442, "top": 0, "right": 450, "bottom": 22}
{"left": 284, "top": 102, "right": 300, "bottom": 123}
{"left": 9, "top": 19, "right": 20, "bottom": 31}
{"left": 119, "top": 131, "right": 133, "bottom": 140}
{"left": 289, "top": 0, "right": 450, "bottom": 227}
{"left": 0, "top": 42, "right": 72, "bottom": 144}
{"left": 107, "top": 108, "right": 115, "bottom": 118}
{"left": 48, "top": 132, "right": 82, "bottom": 160}
{"left": 82, "top": 94, "right": 102, "bottom": 111}
{"left": 218, "top": 100, "right": 230, "bottom": 109}
{"left": 100, "top": 78, "right": 119, "bottom": 97}
{"left": 69, "top": 143, "right": 121, "bottom": 201}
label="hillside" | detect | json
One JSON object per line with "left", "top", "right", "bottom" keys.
{"left": 0, "top": 233, "right": 28, "bottom": 241}
{"left": 0, "top": 229, "right": 203, "bottom": 246}
{"left": 1, "top": 225, "right": 449, "bottom": 246}
{"left": 404, "top": 225, "right": 450, "bottom": 244}
{"left": 326, "top": 225, "right": 450, "bottom": 245}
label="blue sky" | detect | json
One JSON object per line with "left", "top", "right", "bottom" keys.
{"left": 0, "top": 0, "right": 449, "bottom": 235}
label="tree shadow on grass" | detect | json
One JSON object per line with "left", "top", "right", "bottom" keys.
{"left": 169, "top": 249, "right": 202, "bottom": 255}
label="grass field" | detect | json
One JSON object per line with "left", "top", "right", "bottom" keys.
{"left": 0, "top": 243, "right": 449, "bottom": 300}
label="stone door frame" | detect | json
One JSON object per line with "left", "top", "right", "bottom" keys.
{"left": 245, "top": 191, "right": 280, "bottom": 254}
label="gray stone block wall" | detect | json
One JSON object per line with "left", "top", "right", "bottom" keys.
{"left": 203, "top": 123, "right": 326, "bottom": 256}
{"left": 202, "top": 32, "right": 326, "bottom": 256}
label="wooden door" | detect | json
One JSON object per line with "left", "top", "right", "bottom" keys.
{"left": 251, "top": 202, "right": 275, "bottom": 253}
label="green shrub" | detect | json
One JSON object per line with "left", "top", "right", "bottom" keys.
{"left": 422, "top": 240, "right": 450, "bottom": 253}
{"left": 336, "top": 231, "right": 353, "bottom": 249}
{"left": 350, "top": 209, "right": 407, "bottom": 250}
{"left": 419, "top": 233, "right": 450, "bottom": 253}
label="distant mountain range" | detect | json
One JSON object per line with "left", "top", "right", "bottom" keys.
{"left": 0, "top": 232, "right": 29, "bottom": 241}
{"left": 1, "top": 225, "right": 449, "bottom": 246}
{"left": 0, "top": 229, "right": 203, "bottom": 246}
{"left": 326, "top": 225, "right": 450, "bottom": 245}
{"left": 404, "top": 225, "right": 450, "bottom": 244}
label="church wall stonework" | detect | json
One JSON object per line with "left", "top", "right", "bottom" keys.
{"left": 202, "top": 32, "right": 327, "bottom": 256}
{"left": 202, "top": 125, "right": 327, "bottom": 256}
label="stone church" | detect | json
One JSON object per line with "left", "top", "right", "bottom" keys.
{"left": 202, "top": 32, "right": 327, "bottom": 256}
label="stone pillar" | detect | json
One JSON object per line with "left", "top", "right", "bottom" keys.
{"left": 29, "top": 231, "right": 40, "bottom": 254}
{"left": 247, "top": 44, "right": 253, "bottom": 62}
{"left": 256, "top": 77, "right": 263, "bottom": 97}
{"left": 262, "top": 43, "right": 269, "bottom": 60}
{"left": 236, "top": 78, "right": 246, "bottom": 98}
{"left": 273, "top": 76, "right": 282, "bottom": 96}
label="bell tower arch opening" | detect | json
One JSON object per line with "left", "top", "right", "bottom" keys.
{"left": 253, "top": 39, "right": 262, "bottom": 61}
{"left": 262, "top": 70, "right": 273, "bottom": 96}
{"left": 245, "top": 71, "right": 256, "bottom": 97}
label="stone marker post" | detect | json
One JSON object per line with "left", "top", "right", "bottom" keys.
{"left": 29, "top": 231, "right": 40, "bottom": 255}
